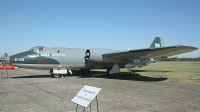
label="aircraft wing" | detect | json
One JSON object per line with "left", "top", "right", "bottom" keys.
{"left": 103, "top": 45, "right": 198, "bottom": 60}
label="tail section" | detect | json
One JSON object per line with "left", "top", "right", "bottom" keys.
{"left": 2, "top": 53, "right": 8, "bottom": 58}
{"left": 150, "top": 37, "right": 165, "bottom": 48}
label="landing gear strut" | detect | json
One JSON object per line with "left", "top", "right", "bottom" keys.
{"left": 106, "top": 64, "right": 120, "bottom": 78}
{"left": 106, "top": 67, "right": 117, "bottom": 78}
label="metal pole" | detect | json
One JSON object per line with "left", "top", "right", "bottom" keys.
{"left": 96, "top": 96, "right": 99, "bottom": 112}
{"left": 6, "top": 68, "right": 8, "bottom": 79}
{"left": 90, "top": 103, "right": 91, "bottom": 112}
{"left": 76, "top": 104, "right": 78, "bottom": 112}
{"left": 1, "top": 71, "right": 3, "bottom": 79}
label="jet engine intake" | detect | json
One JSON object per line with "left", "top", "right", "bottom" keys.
{"left": 84, "top": 48, "right": 119, "bottom": 63}
{"left": 85, "top": 49, "right": 90, "bottom": 60}
{"left": 84, "top": 49, "right": 104, "bottom": 62}
{"left": 85, "top": 49, "right": 90, "bottom": 64}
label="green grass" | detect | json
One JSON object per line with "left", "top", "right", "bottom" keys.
{"left": 167, "top": 74, "right": 200, "bottom": 85}
{"left": 130, "top": 61, "right": 200, "bottom": 85}
{"left": 92, "top": 61, "right": 200, "bottom": 85}
{"left": 131, "top": 61, "right": 200, "bottom": 74}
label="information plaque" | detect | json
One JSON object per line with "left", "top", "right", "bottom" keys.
{"left": 71, "top": 85, "right": 102, "bottom": 107}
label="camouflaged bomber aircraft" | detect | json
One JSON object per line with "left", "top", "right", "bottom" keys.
{"left": 5, "top": 37, "right": 198, "bottom": 78}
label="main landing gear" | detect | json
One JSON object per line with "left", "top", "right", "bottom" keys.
{"left": 107, "top": 67, "right": 117, "bottom": 78}
{"left": 51, "top": 73, "right": 60, "bottom": 78}
{"left": 50, "top": 69, "right": 61, "bottom": 78}
{"left": 80, "top": 69, "right": 90, "bottom": 74}
{"left": 107, "top": 64, "right": 120, "bottom": 78}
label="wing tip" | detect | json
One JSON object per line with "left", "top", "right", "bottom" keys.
{"left": 177, "top": 45, "right": 199, "bottom": 50}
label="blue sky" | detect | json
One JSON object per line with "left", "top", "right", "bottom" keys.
{"left": 0, "top": 0, "right": 199, "bottom": 57}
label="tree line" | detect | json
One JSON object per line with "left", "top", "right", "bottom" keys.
{"left": 159, "top": 57, "right": 200, "bottom": 61}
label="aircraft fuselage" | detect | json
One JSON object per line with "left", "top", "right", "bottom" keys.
{"left": 10, "top": 46, "right": 132, "bottom": 70}
{"left": 7, "top": 37, "right": 198, "bottom": 78}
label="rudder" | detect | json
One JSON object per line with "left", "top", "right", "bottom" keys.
{"left": 150, "top": 37, "right": 164, "bottom": 48}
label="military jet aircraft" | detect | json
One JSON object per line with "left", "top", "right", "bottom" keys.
{"left": 0, "top": 53, "right": 9, "bottom": 64}
{"left": 5, "top": 37, "right": 198, "bottom": 78}
{"left": 149, "top": 58, "right": 158, "bottom": 63}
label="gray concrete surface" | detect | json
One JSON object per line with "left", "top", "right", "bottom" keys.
{"left": 0, "top": 69, "right": 200, "bottom": 112}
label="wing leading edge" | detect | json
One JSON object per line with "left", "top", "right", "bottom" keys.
{"left": 103, "top": 45, "right": 198, "bottom": 60}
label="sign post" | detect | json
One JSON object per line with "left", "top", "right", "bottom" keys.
{"left": 71, "top": 85, "right": 102, "bottom": 111}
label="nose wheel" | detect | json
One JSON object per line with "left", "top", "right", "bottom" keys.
{"left": 50, "top": 69, "right": 61, "bottom": 78}
{"left": 51, "top": 73, "right": 60, "bottom": 78}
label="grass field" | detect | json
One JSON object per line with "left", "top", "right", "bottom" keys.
{"left": 126, "top": 61, "right": 200, "bottom": 85}
{"left": 92, "top": 61, "right": 200, "bottom": 85}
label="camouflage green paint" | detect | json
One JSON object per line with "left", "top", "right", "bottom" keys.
{"left": 11, "top": 51, "right": 60, "bottom": 64}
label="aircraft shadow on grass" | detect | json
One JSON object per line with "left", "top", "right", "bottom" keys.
{"left": 12, "top": 70, "right": 168, "bottom": 82}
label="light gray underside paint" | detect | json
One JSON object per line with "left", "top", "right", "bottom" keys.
{"left": 12, "top": 63, "right": 86, "bottom": 70}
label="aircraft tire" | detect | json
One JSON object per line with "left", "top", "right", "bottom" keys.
{"left": 81, "top": 69, "right": 90, "bottom": 74}
{"left": 51, "top": 73, "right": 54, "bottom": 78}
{"left": 51, "top": 73, "right": 60, "bottom": 78}
{"left": 108, "top": 73, "right": 117, "bottom": 78}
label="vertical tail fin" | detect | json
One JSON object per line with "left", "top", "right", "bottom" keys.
{"left": 2, "top": 53, "right": 8, "bottom": 58}
{"left": 150, "top": 37, "right": 165, "bottom": 48}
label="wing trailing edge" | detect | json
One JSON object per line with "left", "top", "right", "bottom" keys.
{"left": 103, "top": 45, "right": 198, "bottom": 60}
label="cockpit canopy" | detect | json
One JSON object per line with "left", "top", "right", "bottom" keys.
{"left": 29, "top": 46, "right": 44, "bottom": 53}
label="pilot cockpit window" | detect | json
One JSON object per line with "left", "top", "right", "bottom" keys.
{"left": 29, "top": 46, "right": 44, "bottom": 53}
{"left": 30, "top": 49, "right": 34, "bottom": 52}
{"left": 39, "top": 47, "right": 44, "bottom": 52}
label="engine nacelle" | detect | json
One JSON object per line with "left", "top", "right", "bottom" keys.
{"left": 85, "top": 48, "right": 117, "bottom": 63}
